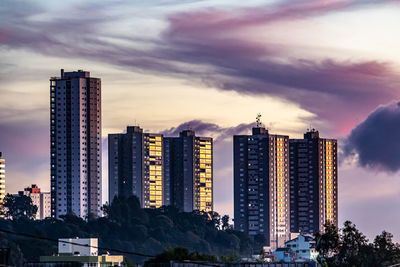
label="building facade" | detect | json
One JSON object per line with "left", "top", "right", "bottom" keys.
{"left": 289, "top": 130, "right": 338, "bottom": 234}
{"left": 50, "top": 69, "right": 102, "bottom": 219}
{"left": 19, "top": 184, "right": 51, "bottom": 220}
{"left": 0, "top": 152, "right": 5, "bottom": 212}
{"left": 108, "top": 126, "right": 163, "bottom": 208}
{"left": 164, "top": 130, "right": 213, "bottom": 212}
{"left": 234, "top": 127, "right": 290, "bottom": 249}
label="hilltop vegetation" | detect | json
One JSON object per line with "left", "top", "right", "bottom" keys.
{"left": 0, "top": 195, "right": 257, "bottom": 265}
{"left": 316, "top": 221, "right": 400, "bottom": 266}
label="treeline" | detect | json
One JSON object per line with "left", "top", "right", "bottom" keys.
{"left": 3, "top": 194, "right": 400, "bottom": 267}
{"left": 0, "top": 195, "right": 258, "bottom": 265}
{"left": 316, "top": 221, "right": 400, "bottom": 266}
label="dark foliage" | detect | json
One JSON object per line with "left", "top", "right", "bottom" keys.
{"left": 0, "top": 196, "right": 254, "bottom": 265}
{"left": 315, "top": 221, "right": 400, "bottom": 267}
{"left": 1, "top": 194, "right": 38, "bottom": 220}
{"left": 148, "top": 247, "right": 218, "bottom": 263}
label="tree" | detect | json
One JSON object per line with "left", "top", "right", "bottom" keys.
{"left": 1, "top": 194, "right": 37, "bottom": 220}
{"left": 2, "top": 195, "right": 257, "bottom": 263}
{"left": 314, "top": 221, "right": 400, "bottom": 267}
{"left": 336, "top": 220, "right": 369, "bottom": 266}
{"left": 149, "top": 247, "right": 218, "bottom": 263}
{"left": 221, "top": 215, "right": 230, "bottom": 230}
{"left": 253, "top": 233, "right": 267, "bottom": 252}
{"left": 374, "top": 231, "right": 400, "bottom": 265}
{"left": 315, "top": 222, "right": 340, "bottom": 264}
{"left": 210, "top": 212, "right": 221, "bottom": 229}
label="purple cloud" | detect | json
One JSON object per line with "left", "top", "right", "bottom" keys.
{"left": 1, "top": 0, "right": 399, "bottom": 133}
{"left": 344, "top": 102, "right": 400, "bottom": 172}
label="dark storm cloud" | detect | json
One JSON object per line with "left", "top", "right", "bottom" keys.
{"left": 344, "top": 102, "right": 400, "bottom": 172}
{"left": 1, "top": 0, "right": 399, "bottom": 127}
{"left": 162, "top": 120, "right": 222, "bottom": 136}
{"left": 161, "top": 120, "right": 253, "bottom": 142}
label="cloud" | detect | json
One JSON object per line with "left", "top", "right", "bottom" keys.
{"left": 162, "top": 120, "right": 222, "bottom": 137}
{"left": 1, "top": 0, "right": 400, "bottom": 132}
{"left": 344, "top": 102, "right": 400, "bottom": 172}
{"left": 161, "top": 119, "right": 253, "bottom": 142}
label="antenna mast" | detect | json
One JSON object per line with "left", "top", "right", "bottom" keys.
{"left": 256, "top": 113, "right": 262, "bottom": 127}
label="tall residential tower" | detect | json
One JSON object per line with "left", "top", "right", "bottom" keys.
{"left": 108, "top": 126, "right": 163, "bottom": 208}
{"left": 289, "top": 130, "right": 338, "bottom": 234}
{"left": 234, "top": 127, "right": 290, "bottom": 249}
{"left": 50, "top": 69, "right": 102, "bottom": 219}
{"left": 164, "top": 130, "right": 213, "bottom": 212}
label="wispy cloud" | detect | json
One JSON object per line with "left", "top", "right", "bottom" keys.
{"left": 1, "top": 0, "right": 399, "bottom": 131}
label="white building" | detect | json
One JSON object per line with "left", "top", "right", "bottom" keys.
{"left": 50, "top": 69, "right": 102, "bottom": 219}
{"left": 284, "top": 234, "right": 318, "bottom": 261}
{"left": 40, "top": 238, "right": 124, "bottom": 266}
{"left": 19, "top": 184, "right": 51, "bottom": 220}
{"left": 59, "top": 238, "right": 98, "bottom": 256}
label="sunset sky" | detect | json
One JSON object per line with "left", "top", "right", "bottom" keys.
{"left": 1, "top": 0, "right": 400, "bottom": 240}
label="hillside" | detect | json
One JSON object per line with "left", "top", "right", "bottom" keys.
{"left": 0, "top": 196, "right": 258, "bottom": 264}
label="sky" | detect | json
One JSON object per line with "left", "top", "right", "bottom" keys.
{"left": 1, "top": 0, "right": 400, "bottom": 241}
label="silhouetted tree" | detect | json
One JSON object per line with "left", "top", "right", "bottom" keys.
{"left": 315, "top": 221, "right": 400, "bottom": 267}
{"left": 148, "top": 247, "right": 218, "bottom": 263}
{"left": 0, "top": 195, "right": 255, "bottom": 263}
{"left": 221, "top": 215, "right": 230, "bottom": 230}
{"left": 210, "top": 211, "right": 221, "bottom": 229}
{"left": 315, "top": 222, "right": 340, "bottom": 264}
{"left": 1, "top": 194, "right": 37, "bottom": 220}
{"left": 374, "top": 231, "right": 400, "bottom": 265}
{"left": 337, "top": 220, "right": 369, "bottom": 266}
{"left": 253, "top": 233, "right": 267, "bottom": 252}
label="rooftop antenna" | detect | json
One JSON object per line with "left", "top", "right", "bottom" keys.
{"left": 256, "top": 113, "right": 262, "bottom": 127}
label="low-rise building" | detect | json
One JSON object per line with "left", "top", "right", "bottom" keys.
{"left": 285, "top": 234, "right": 318, "bottom": 262}
{"left": 271, "top": 234, "right": 318, "bottom": 262}
{"left": 271, "top": 247, "right": 292, "bottom": 262}
{"left": 39, "top": 238, "right": 124, "bottom": 266}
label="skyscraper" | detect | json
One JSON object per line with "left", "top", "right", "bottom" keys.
{"left": 164, "top": 130, "right": 213, "bottom": 212}
{"left": 234, "top": 127, "right": 290, "bottom": 249}
{"left": 108, "top": 126, "right": 163, "bottom": 208}
{"left": 289, "top": 129, "right": 338, "bottom": 234}
{"left": 50, "top": 69, "right": 102, "bottom": 219}
{"left": 0, "top": 152, "right": 5, "bottom": 211}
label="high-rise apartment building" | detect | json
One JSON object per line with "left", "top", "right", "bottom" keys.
{"left": 108, "top": 126, "right": 163, "bottom": 208}
{"left": 289, "top": 130, "right": 338, "bottom": 234}
{"left": 18, "top": 184, "right": 51, "bottom": 220}
{"left": 164, "top": 130, "right": 213, "bottom": 212}
{"left": 50, "top": 69, "right": 102, "bottom": 219}
{"left": 234, "top": 127, "right": 290, "bottom": 249}
{"left": 0, "top": 152, "right": 5, "bottom": 212}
